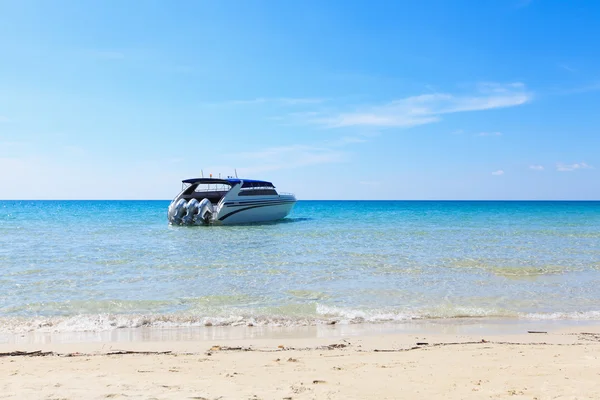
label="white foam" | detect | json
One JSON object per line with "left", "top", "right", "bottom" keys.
{"left": 521, "top": 311, "right": 600, "bottom": 320}
{"left": 2, "top": 308, "right": 600, "bottom": 334}
{"left": 316, "top": 304, "right": 420, "bottom": 323}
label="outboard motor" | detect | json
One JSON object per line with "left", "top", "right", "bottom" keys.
{"left": 169, "top": 198, "right": 188, "bottom": 225}
{"left": 182, "top": 198, "right": 200, "bottom": 225}
{"left": 195, "top": 198, "right": 214, "bottom": 225}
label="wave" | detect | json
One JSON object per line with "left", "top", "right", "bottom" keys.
{"left": 523, "top": 311, "right": 600, "bottom": 320}
{"left": 2, "top": 306, "right": 600, "bottom": 334}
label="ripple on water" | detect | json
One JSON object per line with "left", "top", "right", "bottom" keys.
{"left": 1, "top": 200, "right": 600, "bottom": 333}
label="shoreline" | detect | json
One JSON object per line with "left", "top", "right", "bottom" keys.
{"left": 2, "top": 324, "right": 600, "bottom": 399}
{"left": 2, "top": 317, "right": 600, "bottom": 347}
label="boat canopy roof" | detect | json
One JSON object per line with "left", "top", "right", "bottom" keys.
{"left": 182, "top": 178, "right": 275, "bottom": 188}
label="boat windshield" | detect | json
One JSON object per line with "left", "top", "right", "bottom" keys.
{"left": 239, "top": 182, "right": 278, "bottom": 196}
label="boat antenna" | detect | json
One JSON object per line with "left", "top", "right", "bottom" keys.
{"left": 201, "top": 169, "right": 204, "bottom": 178}
{"left": 235, "top": 168, "right": 238, "bottom": 178}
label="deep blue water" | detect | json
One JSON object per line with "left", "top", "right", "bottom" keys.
{"left": 1, "top": 200, "right": 599, "bottom": 332}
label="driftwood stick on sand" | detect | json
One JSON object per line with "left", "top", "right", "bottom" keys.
{"left": 0, "top": 350, "right": 54, "bottom": 357}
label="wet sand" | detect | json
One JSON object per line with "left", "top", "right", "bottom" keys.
{"left": 1, "top": 324, "right": 600, "bottom": 399}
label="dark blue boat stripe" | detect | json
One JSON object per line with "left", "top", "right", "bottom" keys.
{"left": 218, "top": 203, "right": 291, "bottom": 221}
{"left": 224, "top": 200, "right": 295, "bottom": 207}
{"left": 222, "top": 203, "right": 294, "bottom": 210}
{"left": 224, "top": 203, "right": 295, "bottom": 208}
{"left": 224, "top": 198, "right": 294, "bottom": 204}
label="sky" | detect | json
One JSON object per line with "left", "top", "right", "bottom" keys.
{"left": 1, "top": 0, "right": 599, "bottom": 200}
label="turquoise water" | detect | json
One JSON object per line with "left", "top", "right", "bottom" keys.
{"left": 1, "top": 200, "right": 600, "bottom": 333}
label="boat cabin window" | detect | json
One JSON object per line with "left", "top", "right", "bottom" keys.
{"left": 239, "top": 182, "right": 278, "bottom": 196}
{"left": 180, "top": 182, "right": 231, "bottom": 204}
{"left": 193, "top": 183, "right": 231, "bottom": 193}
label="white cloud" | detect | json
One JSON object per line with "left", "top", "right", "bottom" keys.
{"left": 476, "top": 81, "right": 525, "bottom": 93}
{"left": 492, "top": 170, "right": 505, "bottom": 176}
{"left": 477, "top": 132, "right": 502, "bottom": 137}
{"left": 316, "top": 82, "right": 531, "bottom": 128}
{"left": 556, "top": 162, "right": 594, "bottom": 172}
{"left": 529, "top": 165, "right": 544, "bottom": 171}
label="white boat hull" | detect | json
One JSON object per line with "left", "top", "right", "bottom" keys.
{"left": 215, "top": 198, "right": 296, "bottom": 225}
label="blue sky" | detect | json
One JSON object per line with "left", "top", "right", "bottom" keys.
{"left": 1, "top": 0, "right": 599, "bottom": 200}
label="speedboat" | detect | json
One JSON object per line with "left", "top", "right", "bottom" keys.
{"left": 167, "top": 177, "right": 297, "bottom": 225}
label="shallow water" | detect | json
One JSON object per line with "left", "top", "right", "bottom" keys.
{"left": 1, "top": 200, "right": 599, "bottom": 333}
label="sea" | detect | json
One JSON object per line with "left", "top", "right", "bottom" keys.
{"left": 1, "top": 200, "right": 600, "bottom": 335}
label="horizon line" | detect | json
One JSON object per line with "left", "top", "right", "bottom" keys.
{"left": 2, "top": 199, "right": 600, "bottom": 202}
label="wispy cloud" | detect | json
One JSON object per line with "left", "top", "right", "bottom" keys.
{"left": 323, "top": 112, "right": 440, "bottom": 128}
{"left": 529, "top": 165, "right": 544, "bottom": 171}
{"left": 223, "top": 145, "right": 344, "bottom": 175}
{"left": 556, "top": 162, "right": 594, "bottom": 172}
{"left": 571, "top": 82, "right": 600, "bottom": 94}
{"left": 238, "top": 144, "right": 344, "bottom": 164}
{"left": 558, "top": 64, "right": 577, "bottom": 73}
{"left": 327, "top": 136, "right": 368, "bottom": 146}
{"left": 214, "top": 135, "right": 368, "bottom": 175}
{"left": 315, "top": 82, "right": 531, "bottom": 128}
{"left": 492, "top": 170, "right": 505, "bottom": 176}
{"left": 235, "top": 150, "right": 345, "bottom": 174}
{"left": 206, "top": 97, "right": 328, "bottom": 107}
{"left": 477, "top": 132, "right": 502, "bottom": 137}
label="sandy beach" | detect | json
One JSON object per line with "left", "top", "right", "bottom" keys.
{"left": 2, "top": 324, "right": 600, "bottom": 399}
{"left": 3, "top": 0, "right": 600, "bottom": 398}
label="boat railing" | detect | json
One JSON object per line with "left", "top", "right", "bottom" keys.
{"left": 278, "top": 192, "right": 295, "bottom": 197}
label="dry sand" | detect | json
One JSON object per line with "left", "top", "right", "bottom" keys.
{"left": 1, "top": 326, "right": 600, "bottom": 399}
